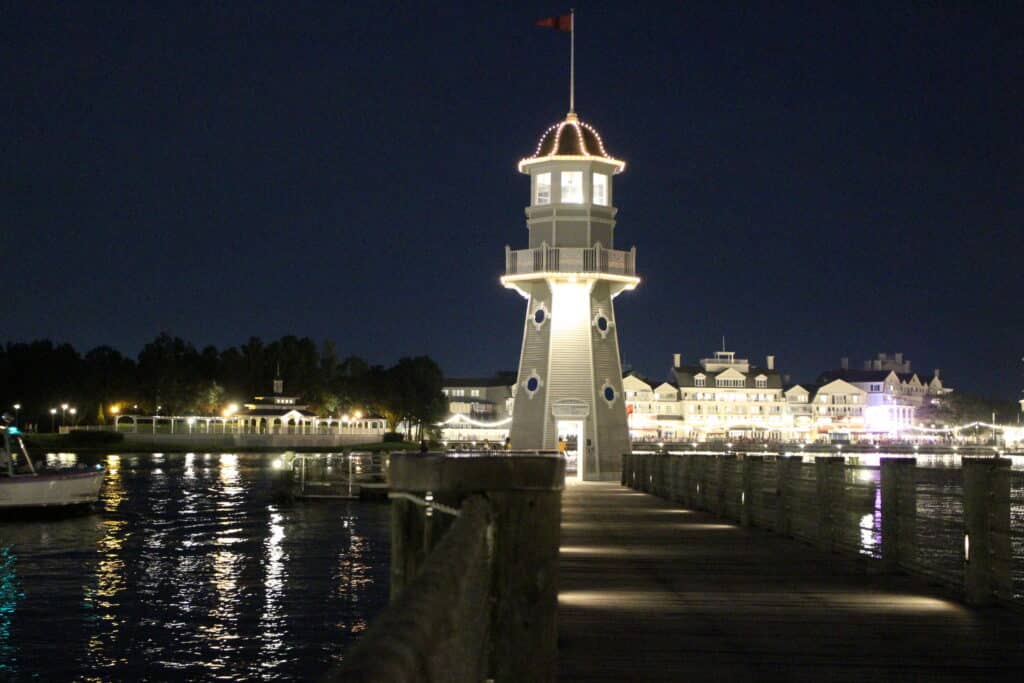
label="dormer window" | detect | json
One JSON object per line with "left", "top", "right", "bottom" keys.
{"left": 535, "top": 172, "right": 551, "bottom": 205}
{"left": 592, "top": 173, "right": 608, "bottom": 206}
{"left": 695, "top": 374, "right": 706, "bottom": 388}
{"left": 560, "top": 171, "right": 583, "bottom": 204}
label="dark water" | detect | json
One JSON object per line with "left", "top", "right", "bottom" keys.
{"left": 0, "top": 452, "right": 391, "bottom": 681}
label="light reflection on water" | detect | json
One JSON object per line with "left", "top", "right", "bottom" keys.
{"left": 0, "top": 451, "right": 390, "bottom": 681}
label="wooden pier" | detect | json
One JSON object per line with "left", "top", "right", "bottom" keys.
{"left": 558, "top": 480, "right": 1024, "bottom": 681}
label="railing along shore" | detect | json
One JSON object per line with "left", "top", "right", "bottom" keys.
{"left": 623, "top": 451, "right": 1024, "bottom": 606}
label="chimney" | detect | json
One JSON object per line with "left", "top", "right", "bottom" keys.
{"left": 673, "top": 353, "right": 681, "bottom": 368}
{"left": 766, "top": 355, "right": 775, "bottom": 371}
{"left": 872, "top": 359, "right": 882, "bottom": 370}
{"left": 840, "top": 357, "right": 849, "bottom": 370}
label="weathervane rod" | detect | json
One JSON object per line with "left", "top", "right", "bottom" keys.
{"left": 569, "top": 8, "right": 575, "bottom": 113}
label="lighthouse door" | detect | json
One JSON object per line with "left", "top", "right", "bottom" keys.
{"left": 556, "top": 420, "right": 584, "bottom": 480}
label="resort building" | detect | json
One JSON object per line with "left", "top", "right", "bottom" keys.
{"left": 809, "top": 379, "right": 867, "bottom": 440}
{"left": 235, "top": 376, "right": 317, "bottom": 433}
{"left": 442, "top": 374, "right": 516, "bottom": 421}
{"left": 625, "top": 349, "right": 789, "bottom": 442}
{"left": 438, "top": 375, "right": 516, "bottom": 443}
{"left": 233, "top": 376, "right": 386, "bottom": 436}
{"left": 818, "top": 354, "right": 953, "bottom": 436}
{"left": 784, "top": 384, "right": 816, "bottom": 433}
{"left": 622, "top": 349, "right": 955, "bottom": 443}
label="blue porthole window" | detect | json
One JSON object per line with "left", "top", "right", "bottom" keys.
{"left": 603, "top": 386, "right": 615, "bottom": 402}
{"left": 530, "top": 305, "right": 549, "bottom": 330}
{"left": 524, "top": 370, "right": 543, "bottom": 399}
{"left": 592, "top": 310, "right": 611, "bottom": 338}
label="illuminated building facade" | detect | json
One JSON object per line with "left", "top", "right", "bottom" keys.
{"left": 623, "top": 350, "right": 956, "bottom": 443}
{"left": 818, "top": 355, "right": 952, "bottom": 435}
{"left": 438, "top": 375, "right": 516, "bottom": 443}
{"left": 502, "top": 112, "right": 638, "bottom": 480}
{"left": 624, "top": 350, "right": 789, "bottom": 442}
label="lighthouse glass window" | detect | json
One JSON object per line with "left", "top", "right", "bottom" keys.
{"left": 560, "top": 171, "right": 583, "bottom": 204}
{"left": 592, "top": 173, "right": 608, "bottom": 206}
{"left": 535, "top": 173, "right": 551, "bottom": 205}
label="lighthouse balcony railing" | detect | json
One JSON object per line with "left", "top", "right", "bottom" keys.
{"left": 504, "top": 244, "right": 637, "bottom": 277}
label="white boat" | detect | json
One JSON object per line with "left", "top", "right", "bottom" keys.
{"left": 0, "top": 417, "right": 105, "bottom": 509}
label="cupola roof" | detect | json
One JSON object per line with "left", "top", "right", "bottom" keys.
{"left": 518, "top": 112, "right": 625, "bottom": 174}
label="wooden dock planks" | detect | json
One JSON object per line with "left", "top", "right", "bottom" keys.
{"left": 558, "top": 481, "right": 1024, "bottom": 682}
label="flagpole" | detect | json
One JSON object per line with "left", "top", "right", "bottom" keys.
{"left": 569, "top": 8, "right": 575, "bottom": 113}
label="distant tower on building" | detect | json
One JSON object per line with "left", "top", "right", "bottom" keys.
{"left": 501, "top": 108, "right": 639, "bottom": 480}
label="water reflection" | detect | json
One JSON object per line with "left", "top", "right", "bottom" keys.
{"left": 0, "top": 451, "right": 391, "bottom": 681}
{"left": 260, "top": 508, "right": 288, "bottom": 670}
{"left": 334, "top": 516, "right": 373, "bottom": 636}
{"left": 0, "top": 546, "right": 23, "bottom": 675}
{"left": 83, "top": 453, "right": 130, "bottom": 675}
{"left": 859, "top": 485, "right": 883, "bottom": 557}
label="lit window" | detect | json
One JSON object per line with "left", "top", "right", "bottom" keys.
{"left": 593, "top": 173, "right": 608, "bottom": 205}
{"left": 535, "top": 173, "right": 551, "bottom": 205}
{"left": 561, "top": 171, "right": 583, "bottom": 203}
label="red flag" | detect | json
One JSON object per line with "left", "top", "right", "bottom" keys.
{"left": 535, "top": 14, "right": 572, "bottom": 32}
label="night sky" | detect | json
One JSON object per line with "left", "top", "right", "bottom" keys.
{"left": 3, "top": 2, "right": 1022, "bottom": 398}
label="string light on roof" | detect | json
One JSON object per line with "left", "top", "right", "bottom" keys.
{"left": 552, "top": 121, "right": 568, "bottom": 155}
{"left": 519, "top": 114, "right": 625, "bottom": 173}
{"left": 580, "top": 121, "right": 610, "bottom": 156}
{"left": 571, "top": 121, "right": 587, "bottom": 155}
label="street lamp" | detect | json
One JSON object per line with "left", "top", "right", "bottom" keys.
{"left": 49, "top": 408, "right": 57, "bottom": 432}
{"left": 60, "top": 403, "right": 69, "bottom": 427}
{"left": 69, "top": 407, "right": 77, "bottom": 426}
{"left": 12, "top": 403, "right": 20, "bottom": 426}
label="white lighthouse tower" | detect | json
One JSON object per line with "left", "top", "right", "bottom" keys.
{"left": 502, "top": 111, "right": 639, "bottom": 480}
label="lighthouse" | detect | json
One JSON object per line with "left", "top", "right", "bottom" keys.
{"left": 501, "top": 111, "right": 639, "bottom": 481}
